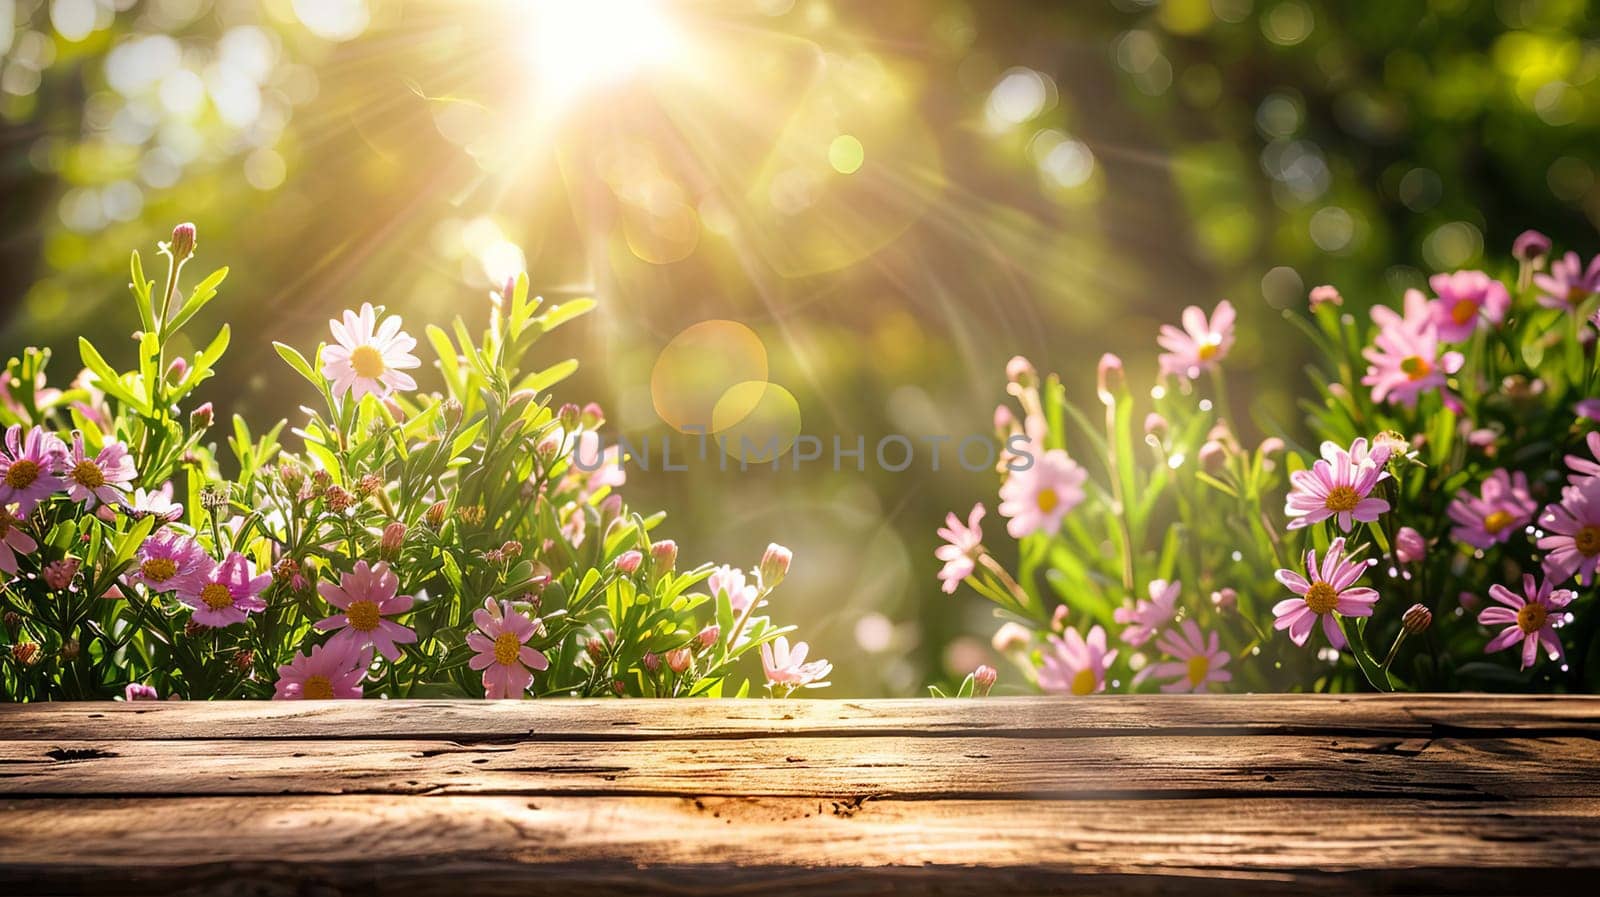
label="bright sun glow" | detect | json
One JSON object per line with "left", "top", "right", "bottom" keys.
{"left": 524, "top": 0, "right": 684, "bottom": 108}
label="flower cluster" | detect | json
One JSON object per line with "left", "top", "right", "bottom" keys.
{"left": 1, "top": 225, "right": 822, "bottom": 701}
{"left": 939, "top": 232, "right": 1597, "bottom": 694}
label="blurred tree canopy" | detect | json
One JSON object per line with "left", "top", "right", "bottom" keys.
{"left": 1, "top": 0, "right": 1597, "bottom": 696}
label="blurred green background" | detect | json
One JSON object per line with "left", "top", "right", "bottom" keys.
{"left": 2, "top": 0, "right": 1597, "bottom": 696}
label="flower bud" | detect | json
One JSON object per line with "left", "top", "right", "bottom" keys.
{"left": 536, "top": 437, "right": 560, "bottom": 463}
{"left": 381, "top": 522, "right": 407, "bottom": 559}
{"left": 231, "top": 649, "right": 255, "bottom": 672}
{"left": 355, "top": 473, "right": 382, "bottom": 499}
{"left": 993, "top": 405, "right": 1015, "bottom": 433}
{"left": 972, "top": 664, "right": 998, "bottom": 697}
{"left": 1096, "top": 353, "right": 1123, "bottom": 405}
{"left": 1373, "top": 430, "right": 1409, "bottom": 461}
{"left": 278, "top": 462, "right": 306, "bottom": 494}
{"left": 581, "top": 402, "right": 605, "bottom": 429}
{"left": 586, "top": 637, "right": 605, "bottom": 660}
{"left": 650, "top": 539, "right": 678, "bottom": 574}
{"left": 642, "top": 652, "right": 662, "bottom": 674}
{"left": 558, "top": 403, "right": 581, "bottom": 432}
{"left": 612, "top": 679, "right": 626, "bottom": 696}
{"left": 1211, "top": 587, "right": 1237, "bottom": 610}
{"left": 166, "top": 357, "right": 189, "bottom": 382}
{"left": 696, "top": 625, "right": 719, "bottom": 651}
{"left": 323, "top": 485, "right": 354, "bottom": 513}
{"left": 1402, "top": 603, "right": 1433, "bottom": 635}
{"left": 124, "top": 683, "right": 159, "bottom": 701}
{"left": 598, "top": 494, "right": 624, "bottom": 527}
{"left": 1512, "top": 229, "right": 1551, "bottom": 264}
{"left": 1199, "top": 439, "right": 1228, "bottom": 474}
{"left": 666, "top": 646, "right": 693, "bottom": 673}
{"left": 1005, "top": 355, "right": 1036, "bottom": 389}
{"left": 169, "top": 222, "right": 197, "bottom": 263}
{"left": 1143, "top": 412, "right": 1168, "bottom": 440}
{"left": 45, "top": 558, "right": 80, "bottom": 591}
{"left": 188, "top": 402, "right": 213, "bottom": 430}
{"left": 441, "top": 398, "right": 464, "bottom": 428}
{"left": 424, "top": 500, "right": 448, "bottom": 528}
{"left": 2, "top": 610, "right": 21, "bottom": 630}
{"left": 1308, "top": 284, "right": 1343, "bottom": 310}
{"left": 758, "top": 543, "right": 792, "bottom": 591}
{"left": 614, "top": 550, "right": 643, "bottom": 574}
{"left": 991, "top": 621, "right": 1031, "bottom": 652}
{"left": 1395, "top": 527, "right": 1426, "bottom": 565}
{"left": 59, "top": 638, "right": 80, "bottom": 661}
{"left": 1051, "top": 604, "right": 1069, "bottom": 631}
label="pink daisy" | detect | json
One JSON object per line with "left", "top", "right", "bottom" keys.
{"left": 707, "top": 564, "right": 761, "bottom": 613}
{"left": 177, "top": 552, "right": 271, "bottom": 628}
{"left": 63, "top": 432, "right": 137, "bottom": 508}
{"left": 1537, "top": 478, "right": 1600, "bottom": 583}
{"left": 760, "top": 636, "right": 833, "bottom": 691}
{"left": 1272, "top": 537, "right": 1379, "bottom": 648}
{"left": 314, "top": 560, "right": 417, "bottom": 662}
{"left": 1477, "top": 574, "right": 1574, "bottom": 670}
{"left": 0, "top": 506, "right": 38, "bottom": 575}
{"left": 319, "top": 303, "right": 421, "bottom": 401}
{"left": 998, "top": 448, "right": 1086, "bottom": 538}
{"left": 1113, "top": 579, "right": 1180, "bottom": 646}
{"left": 1036, "top": 625, "right": 1116, "bottom": 696}
{"left": 1284, "top": 439, "right": 1391, "bottom": 532}
{"left": 1139, "top": 619, "right": 1231, "bottom": 693}
{"left": 1157, "top": 300, "right": 1236, "bottom": 380}
{"left": 0, "top": 425, "right": 67, "bottom": 515}
{"left": 273, "top": 640, "right": 371, "bottom": 700}
{"left": 467, "top": 597, "right": 548, "bottom": 699}
{"left": 131, "top": 532, "right": 212, "bottom": 593}
{"left": 1447, "top": 469, "right": 1537, "bottom": 550}
{"left": 935, "top": 503, "right": 985, "bottom": 594}
{"left": 1533, "top": 251, "right": 1600, "bottom": 311}
{"left": 1427, "top": 270, "right": 1510, "bottom": 342}
{"left": 1362, "top": 291, "right": 1464, "bottom": 409}
{"left": 1564, "top": 432, "right": 1600, "bottom": 485}
{"left": 126, "top": 482, "right": 185, "bottom": 523}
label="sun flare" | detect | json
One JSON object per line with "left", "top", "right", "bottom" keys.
{"left": 520, "top": 0, "right": 685, "bottom": 109}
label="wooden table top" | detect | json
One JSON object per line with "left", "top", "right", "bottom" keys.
{"left": 2, "top": 695, "right": 1597, "bottom": 895}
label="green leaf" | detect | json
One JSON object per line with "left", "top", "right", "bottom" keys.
{"left": 165, "top": 266, "right": 229, "bottom": 336}
{"left": 518, "top": 358, "right": 579, "bottom": 394}
{"left": 273, "top": 341, "right": 321, "bottom": 389}
{"left": 78, "top": 338, "right": 152, "bottom": 416}
{"left": 535, "top": 297, "right": 595, "bottom": 333}
{"left": 129, "top": 251, "right": 155, "bottom": 334}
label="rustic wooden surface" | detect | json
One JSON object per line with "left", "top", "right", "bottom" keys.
{"left": 1, "top": 695, "right": 1597, "bottom": 895}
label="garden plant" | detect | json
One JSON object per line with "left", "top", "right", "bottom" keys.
{"left": 938, "top": 234, "right": 1600, "bottom": 696}
{"left": 0, "top": 224, "right": 828, "bottom": 701}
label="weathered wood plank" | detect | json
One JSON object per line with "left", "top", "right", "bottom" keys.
{"left": 3, "top": 734, "right": 1595, "bottom": 800}
{"left": 4, "top": 695, "right": 1598, "bottom": 741}
{"left": 1, "top": 795, "right": 1595, "bottom": 896}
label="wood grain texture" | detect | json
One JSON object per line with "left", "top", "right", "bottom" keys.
{"left": 1, "top": 696, "right": 1596, "bottom": 895}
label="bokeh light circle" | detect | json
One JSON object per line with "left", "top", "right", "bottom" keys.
{"left": 713, "top": 381, "right": 802, "bottom": 465}
{"left": 651, "top": 320, "right": 768, "bottom": 434}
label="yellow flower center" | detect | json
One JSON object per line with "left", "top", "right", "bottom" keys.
{"left": 199, "top": 582, "right": 234, "bottom": 610}
{"left": 346, "top": 599, "right": 381, "bottom": 633}
{"left": 1186, "top": 654, "right": 1211, "bottom": 687}
{"left": 301, "top": 675, "right": 334, "bottom": 700}
{"left": 1324, "top": 485, "right": 1360, "bottom": 513}
{"left": 1070, "top": 667, "right": 1097, "bottom": 696}
{"left": 1577, "top": 526, "right": 1600, "bottom": 556}
{"left": 1516, "top": 602, "right": 1548, "bottom": 635}
{"left": 494, "top": 631, "right": 521, "bottom": 666}
{"left": 350, "top": 345, "right": 387, "bottom": 379}
{"left": 4, "top": 459, "right": 39, "bottom": 489}
{"left": 1196, "top": 338, "right": 1220, "bottom": 361}
{"left": 141, "top": 557, "right": 178, "bottom": 583}
{"left": 1035, "top": 488, "right": 1059, "bottom": 514}
{"left": 71, "top": 460, "right": 104, "bottom": 488}
{"left": 1450, "top": 301, "right": 1478, "bottom": 325}
{"left": 1400, "top": 355, "right": 1431, "bottom": 380}
{"left": 1304, "top": 581, "right": 1339, "bottom": 615}
{"left": 1483, "top": 510, "right": 1514, "bottom": 535}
